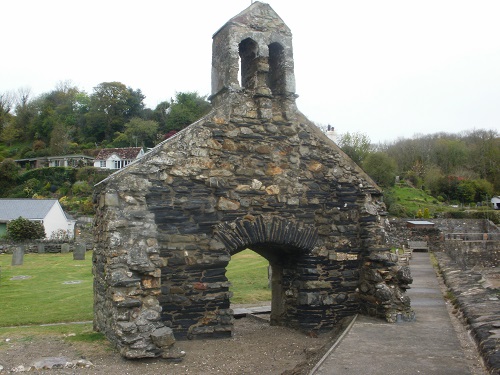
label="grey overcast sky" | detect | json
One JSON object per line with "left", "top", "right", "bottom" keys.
{"left": 2, "top": 0, "right": 499, "bottom": 144}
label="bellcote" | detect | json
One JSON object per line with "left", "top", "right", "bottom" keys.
{"left": 210, "top": 2, "right": 296, "bottom": 107}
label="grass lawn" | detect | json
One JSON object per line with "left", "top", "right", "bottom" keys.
{"left": 227, "top": 249, "right": 271, "bottom": 304}
{"left": 0, "top": 252, "right": 94, "bottom": 327}
{"left": 0, "top": 248, "right": 270, "bottom": 329}
{"left": 390, "top": 185, "right": 440, "bottom": 215}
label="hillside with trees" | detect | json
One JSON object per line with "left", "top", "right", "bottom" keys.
{"left": 0, "top": 82, "right": 212, "bottom": 214}
{"left": 337, "top": 129, "right": 499, "bottom": 219}
{"left": 1, "top": 82, "right": 498, "bottom": 219}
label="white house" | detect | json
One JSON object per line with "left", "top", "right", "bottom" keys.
{"left": 0, "top": 199, "right": 75, "bottom": 239}
{"left": 15, "top": 154, "right": 94, "bottom": 169}
{"left": 94, "top": 147, "right": 145, "bottom": 170}
{"left": 492, "top": 196, "right": 500, "bottom": 210}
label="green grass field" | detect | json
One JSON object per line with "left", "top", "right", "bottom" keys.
{"left": 0, "top": 249, "right": 270, "bottom": 328}
{"left": 0, "top": 252, "right": 94, "bottom": 327}
{"left": 226, "top": 249, "right": 271, "bottom": 304}
{"left": 389, "top": 185, "right": 441, "bottom": 216}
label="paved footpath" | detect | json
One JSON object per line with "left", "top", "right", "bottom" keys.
{"left": 313, "top": 252, "right": 479, "bottom": 375}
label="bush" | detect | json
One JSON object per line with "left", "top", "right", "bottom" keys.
{"left": 72, "top": 181, "right": 92, "bottom": 196}
{"left": 75, "top": 167, "right": 112, "bottom": 185}
{"left": 7, "top": 217, "right": 46, "bottom": 241}
{"left": 388, "top": 203, "right": 408, "bottom": 217}
{"left": 19, "top": 167, "right": 77, "bottom": 187}
{"left": 443, "top": 210, "right": 499, "bottom": 224}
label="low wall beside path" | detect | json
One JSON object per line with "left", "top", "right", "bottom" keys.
{"left": 435, "top": 252, "right": 500, "bottom": 374}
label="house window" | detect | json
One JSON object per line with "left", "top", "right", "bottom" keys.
{"left": 100, "top": 161, "right": 106, "bottom": 168}
{"left": 114, "top": 160, "right": 121, "bottom": 169}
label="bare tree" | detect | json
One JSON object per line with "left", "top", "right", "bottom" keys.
{"left": 0, "top": 91, "right": 15, "bottom": 116}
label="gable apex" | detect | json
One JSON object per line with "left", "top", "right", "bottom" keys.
{"left": 214, "top": 2, "right": 290, "bottom": 38}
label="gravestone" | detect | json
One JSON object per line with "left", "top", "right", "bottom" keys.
{"left": 37, "top": 243, "right": 45, "bottom": 254}
{"left": 61, "top": 243, "right": 70, "bottom": 253}
{"left": 73, "top": 243, "right": 86, "bottom": 260}
{"left": 12, "top": 246, "right": 24, "bottom": 266}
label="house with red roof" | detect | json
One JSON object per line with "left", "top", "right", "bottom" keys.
{"left": 93, "top": 147, "right": 145, "bottom": 170}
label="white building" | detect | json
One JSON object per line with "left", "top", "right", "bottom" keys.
{"left": 0, "top": 199, "right": 75, "bottom": 239}
{"left": 492, "top": 196, "right": 500, "bottom": 210}
{"left": 94, "top": 147, "right": 144, "bottom": 170}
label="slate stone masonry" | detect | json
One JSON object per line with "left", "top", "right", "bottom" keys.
{"left": 93, "top": 2, "right": 413, "bottom": 358}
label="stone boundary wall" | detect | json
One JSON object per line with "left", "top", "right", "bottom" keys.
{"left": 431, "top": 218, "right": 497, "bottom": 234}
{"left": 385, "top": 219, "right": 442, "bottom": 250}
{"left": 435, "top": 252, "right": 500, "bottom": 374}
{"left": 0, "top": 241, "right": 91, "bottom": 254}
{"left": 443, "top": 240, "right": 499, "bottom": 269}
{"left": 385, "top": 218, "right": 499, "bottom": 252}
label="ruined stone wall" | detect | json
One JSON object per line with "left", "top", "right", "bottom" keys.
{"left": 92, "top": 1, "right": 413, "bottom": 359}
{"left": 93, "top": 98, "right": 413, "bottom": 356}
{"left": 385, "top": 219, "right": 442, "bottom": 251}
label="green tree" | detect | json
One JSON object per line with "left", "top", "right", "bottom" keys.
{"left": 423, "top": 164, "right": 444, "bottom": 196}
{"left": 471, "top": 179, "right": 494, "bottom": 203}
{"left": 0, "top": 121, "right": 20, "bottom": 146}
{"left": 0, "top": 158, "right": 20, "bottom": 195}
{"left": 337, "top": 131, "right": 371, "bottom": 165}
{"left": 456, "top": 180, "right": 476, "bottom": 203}
{"left": 115, "top": 117, "right": 159, "bottom": 147}
{"left": 84, "top": 82, "right": 146, "bottom": 143}
{"left": 465, "top": 129, "right": 500, "bottom": 191}
{"left": 7, "top": 216, "right": 46, "bottom": 241}
{"left": 432, "top": 138, "right": 468, "bottom": 174}
{"left": 49, "top": 123, "right": 73, "bottom": 155}
{"left": 152, "top": 101, "right": 171, "bottom": 131}
{"left": 363, "top": 152, "right": 397, "bottom": 187}
{"left": 14, "top": 87, "right": 36, "bottom": 142}
{"left": 164, "top": 92, "right": 211, "bottom": 131}
{"left": 30, "top": 82, "right": 88, "bottom": 144}
{"left": 0, "top": 91, "right": 14, "bottom": 132}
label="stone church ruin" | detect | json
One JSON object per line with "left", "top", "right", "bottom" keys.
{"left": 93, "top": 2, "right": 414, "bottom": 359}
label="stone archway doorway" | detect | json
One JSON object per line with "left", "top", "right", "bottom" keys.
{"left": 213, "top": 215, "right": 320, "bottom": 332}
{"left": 227, "top": 243, "right": 308, "bottom": 327}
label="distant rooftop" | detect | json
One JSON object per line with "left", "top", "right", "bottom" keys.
{"left": 407, "top": 220, "right": 435, "bottom": 225}
{"left": 0, "top": 199, "right": 61, "bottom": 222}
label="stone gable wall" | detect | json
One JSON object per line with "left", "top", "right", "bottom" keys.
{"left": 92, "top": 1, "right": 413, "bottom": 359}
{"left": 93, "top": 100, "right": 413, "bottom": 357}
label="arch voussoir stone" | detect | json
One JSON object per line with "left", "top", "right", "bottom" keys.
{"left": 214, "top": 215, "right": 318, "bottom": 254}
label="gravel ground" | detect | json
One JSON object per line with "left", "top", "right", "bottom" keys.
{"left": 0, "top": 314, "right": 341, "bottom": 375}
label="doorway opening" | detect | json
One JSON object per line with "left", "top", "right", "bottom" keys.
{"left": 226, "top": 243, "right": 304, "bottom": 326}
{"left": 226, "top": 249, "right": 271, "bottom": 306}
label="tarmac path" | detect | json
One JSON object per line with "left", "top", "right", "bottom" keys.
{"left": 312, "top": 252, "right": 484, "bottom": 375}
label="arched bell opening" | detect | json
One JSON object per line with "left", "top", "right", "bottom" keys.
{"left": 268, "top": 42, "right": 286, "bottom": 96}
{"left": 238, "top": 38, "right": 259, "bottom": 89}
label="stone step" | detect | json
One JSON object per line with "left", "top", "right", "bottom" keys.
{"left": 233, "top": 305, "right": 271, "bottom": 318}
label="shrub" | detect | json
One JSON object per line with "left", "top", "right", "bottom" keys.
{"left": 388, "top": 203, "right": 408, "bottom": 217}
{"left": 72, "top": 181, "right": 92, "bottom": 196}
{"left": 423, "top": 207, "right": 430, "bottom": 219}
{"left": 7, "top": 217, "right": 46, "bottom": 241}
